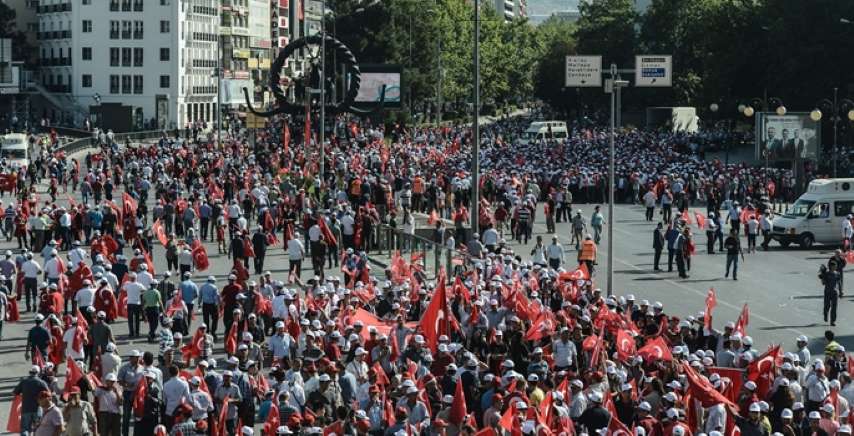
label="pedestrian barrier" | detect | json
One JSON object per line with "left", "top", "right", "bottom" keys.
{"left": 366, "top": 223, "right": 470, "bottom": 283}
{"left": 56, "top": 129, "right": 165, "bottom": 155}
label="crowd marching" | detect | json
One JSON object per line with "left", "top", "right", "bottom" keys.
{"left": 0, "top": 115, "right": 847, "bottom": 436}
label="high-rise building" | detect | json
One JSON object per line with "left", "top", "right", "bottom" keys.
{"left": 7, "top": 0, "right": 222, "bottom": 130}
{"left": 494, "top": 0, "right": 528, "bottom": 21}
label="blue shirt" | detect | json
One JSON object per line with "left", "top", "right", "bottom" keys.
{"left": 180, "top": 279, "right": 199, "bottom": 305}
{"left": 199, "top": 283, "right": 220, "bottom": 305}
{"left": 665, "top": 228, "right": 679, "bottom": 250}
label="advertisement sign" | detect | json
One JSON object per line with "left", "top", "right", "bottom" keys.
{"left": 353, "top": 64, "right": 402, "bottom": 108}
{"left": 756, "top": 113, "right": 820, "bottom": 161}
{"left": 564, "top": 55, "right": 602, "bottom": 87}
{"left": 635, "top": 55, "right": 672, "bottom": 87}
{"left": 249, "top": 0, "right": 271, "bottom": 47}
{"left": 220, "top": 79, "right": 254, "bottom": 106}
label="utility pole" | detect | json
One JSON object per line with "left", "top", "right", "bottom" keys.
{"left": 606, "top": 64, "right": 629, "bottom": 297}
{"left": 470, "top": 0, "right": 480, "bottom": 237}
{"left": 216, "top": 9, "right": 222, "bottom": 149}
{"left": 319, "top": 0, "right": 326, "bottom": 180}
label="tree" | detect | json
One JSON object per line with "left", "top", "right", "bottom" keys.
{"left": 575, "top": 0, "right": 638, "bottom": 68}
{"left": 533, "top": 17, "right": 578, "bottom": 114}
{"left": 0, "top": 3, "right": 33, "bottom": 65}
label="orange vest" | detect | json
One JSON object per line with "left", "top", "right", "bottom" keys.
{"left": 412, "top": 177, "right": 425, "bottom": 194}
{"left": 350, "top": 179, "right": 362, "bottom": 197}
{"left": 579, "top": 240, "right": 597, "bottom": 261}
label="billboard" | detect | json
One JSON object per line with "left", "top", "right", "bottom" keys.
{"left": 221, "top": 79, "right": 254, "bottom": 106}
{"left": 249, "top": 0, "right": 271, "bottom": 48}
{"left": 353, "top": 64, "right": 402, "bottom": 108}
{"left": 756, "top": 113, "right": 820, "bottom": 161}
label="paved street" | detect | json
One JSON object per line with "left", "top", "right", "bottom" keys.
{"left": 0, "top": 178, "right": 846, "bottom": 430}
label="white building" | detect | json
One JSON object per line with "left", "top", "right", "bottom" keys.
{"left": 493, "top": 0, "right": 528, "bottom": 21}
{"left": 32, "top": 0, "right": 220, "bottom": 130}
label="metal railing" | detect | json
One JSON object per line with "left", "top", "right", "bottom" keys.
{"left": 56, "top": 129, "right": 165, "bottom": 155}
{"left": 365, "top": 223, "right": 470, "bottom": 282}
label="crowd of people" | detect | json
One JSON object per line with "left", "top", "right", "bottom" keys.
{"left": 0, "top": 113, "right": 847, "bottom": 436}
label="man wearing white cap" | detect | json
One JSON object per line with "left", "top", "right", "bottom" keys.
{"left": 93, "top": 372, "right": 122, "bottom": 436}
{"left": 214, "top": 370, "right": 243, "bottom": 436}
{"left": 806, "top": 361, "right": 830, "bottom": 413}
{"left": 346, "top": 347, "right": 370, "bottom": 382}
{"left": 13, "top": 365, "right": 49, "bottom": 436}
{"left": 577, "top": 390, "right": 609, "bottom": 433}
{"left": 117, "top": 349, "right": 143, "bottom": 436}
{"left": 189, "top": 376, "right": 213, "bottom": 423}
{"left": 796, "top": 335, "right": 811, "bottom": 368}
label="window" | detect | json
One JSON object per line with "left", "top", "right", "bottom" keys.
{"left": 133, "top": 21, "right": 143, "bottom": 39}
{"left": 160, "top": 75, "right": 170, "bottom": 88}
{"left": 110, "top": 75, "right": 119, "bottom": 93}
{"left": 121, "top": 75, "right": 131, "bottom": 93}
{"left": 82, "top": 74, "right": 92, "bottom": 88}
{"left": 82, "top": 20, "right": 92, "bottom": 33}
{"left": 121, "top": 0, "right": 131, "bottom": 12}
{"left": 109, "top": 47, "right": 119, "bottom": 66}
{"left": 133, "top": 0, "right": 143, "bottom": 11}
{"left": 83, "top": 0, "right": 91, "bottom": 4}
{"left": 122, "top": 21, "right": 131, "bottom": 39}
{"left": 133, "top": 48, "right": 143, "bottom": 67}
{"left": 109, "top": 21, "right": 119, "bottom": 39}
{"left": 82, "top": 47, "right": 92, "bottom": 60}
{"left": 133, "top": 75, "right": 143, "bottom": 94}
{"left": 835, "top": 201, "right": 854, "bottom": 217}
{"left": 121, "top": 47, "right": 131, "bottom": 66}
{"left": 160, "top": 0, "right": 170, "bottom": 5}
{"left": 160, "top": 48, "right": 170, "bottom": 61}
{"left": 160, "top": 20, "right": 170, "bottom": 33}
{"left": 109, "top": 0, "right": 119, "bottom": 11}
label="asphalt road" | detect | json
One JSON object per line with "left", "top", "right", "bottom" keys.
{"left": 0, "top": 176, "right": 846, "bottom": 431}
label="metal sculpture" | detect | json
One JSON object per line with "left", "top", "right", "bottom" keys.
{"left": 242, "top": 33, "right": 386, "bottom": 117}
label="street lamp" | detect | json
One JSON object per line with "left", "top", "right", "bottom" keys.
{"left": 709, "top": 102, "right": 731, "bottom": 165}
{"left": 811, "top": 88, "right": 854, "bottom": 177}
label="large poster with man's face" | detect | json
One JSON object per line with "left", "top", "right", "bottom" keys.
{"left": 756, "top": 113, "right": 820, "bottom": 161}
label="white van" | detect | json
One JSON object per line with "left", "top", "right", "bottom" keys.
{"left": 0, "top": 133, "right": 29, "bottom": 169}
{"left": 771, "top": 178, "right": 854, "bottom": 248}
{"left": 519, "top": 120, "right": 568, "bottom": 144}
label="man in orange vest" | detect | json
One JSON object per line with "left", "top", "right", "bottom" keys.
{"left": 578, "top": 234, "right": 597, "bottom": 275}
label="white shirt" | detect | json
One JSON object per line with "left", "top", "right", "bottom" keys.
{"left": 69, "top": 248, "right": 88, "bottom": 270}
{"left": 64, "top": 327, "right": 85, "bottom": 360}
{"left": 44, "top": 257, "right": 64, "bottom": 279}
{"left": 308, "top": 225, "right": 321, "bottom": 242}
{"left": 552, "top": 338, "right": 577, "bottom": 368}
{"left": 75, "top": 286, "right": 96, "bottom": 307}
{"left": 123, "top": 281, "right": 146, "bottom": 305}
{"left": 705, "top": 403, "right": 727, "bottom": 433}
{"left": 340, "top": 215, "right": 355, "bottom": 235}
{"left": 546, "top": 243, "right": 564, "bottom": 261}
{"left": 287, "top": 239, "right": 305, "bottom": 260}
{"left": 137, "top": 271, "right": 153, "bottom": 289}
{"left": 21, "top": 259, "right": 41, "bottom": 278}
{"left": 843, "top": 219, "right": 853, "bottom": 238}
{"left": 482, "top": 228, "right": 499, "bottom": 246}
{"left": 163, "top": 376, "right": 192, "bottom": 416}
{"left": 191, "top": 390, "right": 214, "bottom": 421}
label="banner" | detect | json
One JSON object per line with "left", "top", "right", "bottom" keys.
{"left": 756, "top": 113, "right": 820, "bottom": 161}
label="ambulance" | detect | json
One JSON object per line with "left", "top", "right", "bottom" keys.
{"left": 0, "top": 133, "right": 29, "bottom": 169}
{"left": 519, "top": 121, "right": 568, "bottom": 144}
{"left": 771, "top": 178, "right": 854, "bottom": 248}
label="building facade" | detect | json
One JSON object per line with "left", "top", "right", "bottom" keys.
{"left": 493, "top": 0, "right": 528, "bottom": 21}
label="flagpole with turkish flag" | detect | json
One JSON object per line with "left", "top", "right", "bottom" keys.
{"left": 449, "top": 377, "right": 467, "bottom": 426}
{"left": 418, "top": 268, "right": 449, "bottom": 352}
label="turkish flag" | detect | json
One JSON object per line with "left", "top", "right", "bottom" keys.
{"left": 63, "top": 357, "right": 84, "bottom": 400}
{"left": 153, "top": 219, "right": 168, "bottom": 248}
{"left": 70, "top": 263, "right": 94, "bottom": 292}
{"left": 615, "top": 329, "right": 637, "bottom": 362}
{"left": 165, "top": 296, "right": 185, "bottom": 318}
{"left": 6, "top": 395, "right": 22, "bottom": 433}
{"left": 427, "top": 210, "right": 439, "bottom": 225}
{"left": 734, "top": 303, "right": 749, "bottom": 335}
{"left": 525, "top": 312, "right": 556, "bottom": 342}
{"left": 317, "top": 216, "right": 338, "bottom": 246}
{"left": 33, "top": 347, "right": 46, "bottom": 367}
{"left": 681, "top": 361, "right": 739, "bottom": 411}
{"left": 323, "top": 421, "right": 344, "bottom": 436}
{"left": 638, "top": 336, "right": 673, "bottom": 362}
{"left": 133, "top": 378, "right": 147, "bottom": 418}
{"left": 6, "top": 297, "right": 19, "bottom": 322}
{"left": 192, "top": 243, "right": 210, "bottom": 271}
{"left": 225, "top": 322, "right": 238, "bottom": 355}
{"left": 418, "top": 269, "right": 449, "bottom": 352}
{"left": 707, "top": 367, "right": 744, "bottom": 404}
{"left": 747, "top": 345, "right": 781, "bottom": 399}
{"left": 682, "top": 210, "right": 693, "bottom": 225}
{"left": 449, "top": 377, "right": 467, "bottom": 426}
{"left": 263, "top": 397, "right": 280, "bottom": 436}
{"left": 704, "top": 288, "right": 717, "bottom": 331}
{"left": 282, "top": 121, "right": 291, "bottom": 155}
{"left": 695, "top": 212, "right": 707, "bottom": 229}
{"left": 123, "top": 192, "right": 138, "bottom": 217}
{"left": 217, "top": 397, "right": 229, "bottom": 436}
{"left": 102, "top": 234, "right": 120, "bottom": 254}
{"left": 117, "top": 288, "right": 128, "bottom": 318}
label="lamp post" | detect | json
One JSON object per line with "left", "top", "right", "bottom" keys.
{"left": 606, "top": 65, "right": 629, "bottom": 297}
{"left": 811, "top": 88, "right": 854, "bottom": 178}
{"left": 471, "top": 0, "right": 480, "bottom": 237}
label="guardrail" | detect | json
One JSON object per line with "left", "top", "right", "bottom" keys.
{"left": 365, "top": 223, "right": 471, "bottom": 282}
{"left": 56, "top": 129, "right": 165, "bottom": 155}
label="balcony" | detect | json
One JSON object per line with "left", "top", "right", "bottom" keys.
{"left": 121, "top": 31, "right": 132, "bottom": 39}
{"left": 37, "top": 3, "right": 71, "bottom": 13}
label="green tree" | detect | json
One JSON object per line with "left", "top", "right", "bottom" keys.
{"left": 533, "top": 17, "right": 578, "bottom": 114}
{"left": 575, "top": 0, "right": 638, "bottom": 68}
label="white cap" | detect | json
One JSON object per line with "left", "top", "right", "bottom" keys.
{"left": 319, "top": 374, "right": 332, "bottom": 382}
{"left": 242, "top": 426, "right": 254, "bottom": 435}
{"left": 781, "top": 408, "right": 793, "bottom": 419}
{"left": 744, "top": 381, "right": 757, "bottom": 391}
{"left": 839, "top": 425, "right": 852, "bottom": 434}
{"left": 639, "top": 401, "right": 652, "bottom": 412}
{"left": 673, "top": 426, "right": 685, "bottom": 436}
{"left": 105, "top": 373, "right": 118, "bottom": 382}
{"left": 749, "top": 402, "right": 761, "bottom": 412}
{"left": 809, "top": 411, "right": 821, "bottom": 420}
